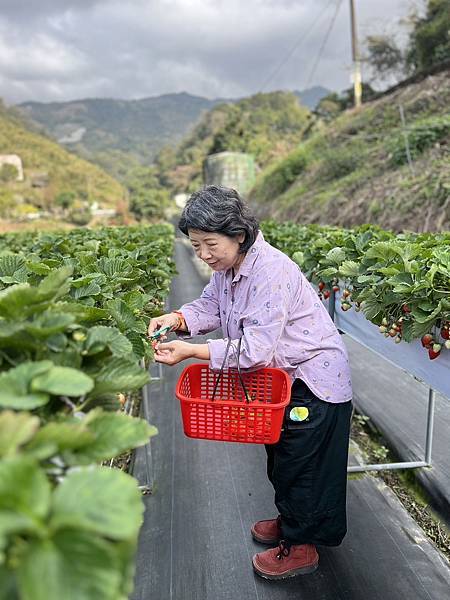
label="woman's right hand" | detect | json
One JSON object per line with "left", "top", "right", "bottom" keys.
{"left": 148, "top": 313, "right": 181, "bottom": 341}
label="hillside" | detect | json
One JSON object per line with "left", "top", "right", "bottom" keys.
{"left": 0, "top": 101, "right": 125, "bottom": 225}
{"left": 17, "top": 87, "right": 328, "bottom": 180}
{"left": 150, "top": 91, "right": 314, "bottom": 196}
{"left": 18, "top": 93, "right": 220, "bottom": 178}
{"left": 249, "top": 70, "right": 450, "bottom": 232}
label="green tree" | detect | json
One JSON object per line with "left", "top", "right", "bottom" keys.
{"left": 314, "top": 84, "right": 376, "bottom": 120}
{"left": 406, "top": 0, "right": 450, "bottom": 71}
{"left": 129, "top": 189, "right": 170, "bottom": 220}
{"left": 364, "top": 34, "right": 406, "bottom": 83}
{"left": 55, "top": 190, "right": 76, "bottom": 209}
{"left": 125, "top": 166, "right": 170, "bottom": 220}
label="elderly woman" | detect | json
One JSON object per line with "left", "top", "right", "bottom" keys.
{"left": 148, "top": 185, "right": 352, "bottom": 580}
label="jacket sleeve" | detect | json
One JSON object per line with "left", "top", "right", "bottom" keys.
{"left": 206, "top": 263, "right": 295, "bottom": 370}
{"left": 176, "top": 273, "right": 222, "bottom": 338}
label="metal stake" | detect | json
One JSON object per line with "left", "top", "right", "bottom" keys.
{"left": 424, "top": 387, "right": 435, "bottom": 466}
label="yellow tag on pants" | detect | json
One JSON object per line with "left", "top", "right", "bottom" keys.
{"left": 289, "top": 406, "right": 309, "bottom": 422}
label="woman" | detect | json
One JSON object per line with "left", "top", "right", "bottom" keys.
{"left": 148, "top": 185, "right": 353, "bottom": 581}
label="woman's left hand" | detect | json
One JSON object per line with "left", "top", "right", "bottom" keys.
{"left": 153, "top": 340, "right": 195, "bottom": 365}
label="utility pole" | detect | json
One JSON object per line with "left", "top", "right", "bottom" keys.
{"left": 349, "top": 0, "right": 362, "bottom": 108}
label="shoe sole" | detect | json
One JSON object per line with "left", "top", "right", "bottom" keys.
{"left": 250, "top": 528, "right": 279, "bottom": 546}
{"left": 252, "top": 559, "right": 319, "bottom": 580}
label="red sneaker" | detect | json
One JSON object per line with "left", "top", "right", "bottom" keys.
{"left": 251, "top": 516, "right": 282, "bottom": 545}
{"left": 252, "top": 541, "right": 319, "bottom": 580}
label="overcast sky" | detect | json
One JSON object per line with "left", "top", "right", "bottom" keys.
{"left": 0, "top": 0, "right": 420, "bottom": 105}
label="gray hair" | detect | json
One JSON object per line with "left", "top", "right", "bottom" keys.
{"left": 178, "top": 185, "right": 259, "bottom": 254}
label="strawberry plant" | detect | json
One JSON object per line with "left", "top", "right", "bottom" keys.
{"left": 0, "top": 224, "right": 175, "bottom": 599}
{"left": 262, "top": 220, "right": 450, "bottom": 359}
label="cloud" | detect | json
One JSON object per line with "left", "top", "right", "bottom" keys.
{"left": 0, "top": 0, "right": 415, "bottom": 104}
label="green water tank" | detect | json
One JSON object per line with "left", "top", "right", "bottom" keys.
{"left": 203, "top": 152, "right": 256, "bottom": 195}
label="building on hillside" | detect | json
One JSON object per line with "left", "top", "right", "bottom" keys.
{"left": 203, "top": 152, "right": 256, "bottom": 196}
{"left": 0, "top": 154, "right": 24, "bottom": 181}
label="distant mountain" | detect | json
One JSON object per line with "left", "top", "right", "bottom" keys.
{"left": 294, "top": 86, "right": 331, "bottom": 109}
{"left": 18, "top": 88, "right": 330, "bottom": 179}
{"left": 18, "top": 93, "right": 223, "bottom": 177}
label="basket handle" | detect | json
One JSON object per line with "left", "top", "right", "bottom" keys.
{"left": 211, "top": 337, "right": 251, "bottom": 403}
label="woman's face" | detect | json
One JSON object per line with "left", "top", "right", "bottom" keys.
{"left": 188, "top": 229, "right": 245, "bottom": 272}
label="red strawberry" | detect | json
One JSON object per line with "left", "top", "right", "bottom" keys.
{"left": 323, "top": 290, "right": 331, "bottom": 299}
{"left": 428, "top": 348, "right": 440, "bottom": 360}
{"left": 318, "top": 281, "right": 325, "bottom": 291}
{"left": 440, "top": 327, "right": 449, "bottom": 340}
{"left": 343, "top": 289, "right": 351, "bottom": 298}
{"left": 332, "top": 285, "right": 340, "bottom": 292}
{"left": 421, "top": 334, "right": 433, "bottom": 348}
{"left": 402, "top": 304, "right": 411, "bottom": 314}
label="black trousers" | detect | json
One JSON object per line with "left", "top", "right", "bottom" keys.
{"left": 265, "top": 378, "right": 352, "bottom": 546}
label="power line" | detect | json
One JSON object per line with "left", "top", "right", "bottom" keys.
{"left": 306, "top": 0, "right": 344, "bottom": 87}
{"left": 258, "top": 0, "right": 337, "bottom": 93}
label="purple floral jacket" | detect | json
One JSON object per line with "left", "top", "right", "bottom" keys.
{"left": 179, "top": 231, "right": 352, "bottom": 403}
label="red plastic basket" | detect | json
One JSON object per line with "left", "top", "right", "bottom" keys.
{"left": 175, "top": 363, "right": 291, "bottom": 444}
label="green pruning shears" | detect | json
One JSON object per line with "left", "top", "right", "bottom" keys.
{"left": 149, "top": 325, "right": 172, "bottom": 341}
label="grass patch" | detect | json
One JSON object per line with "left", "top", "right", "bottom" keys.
{"left": 251, "top": 146, "right": 311, "bottom": 203}
{"left": 387, "top": 114, "right": 450, "bottom": 166}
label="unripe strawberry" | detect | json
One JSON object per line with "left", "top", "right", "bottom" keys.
{"left": 343, "top": 289, "right": 351, "bottom": 298}
{"left": 389, "top": 329, "right": 397, "bottom": 337}
{"left": 72, "top": 331, "right": 86, "bottom": 342}
{"left": 382, "top": 317, "right": 388, "bottom": 326}
{"left": 432, "top": 343, "right": 441, "bottom": 353}
{"left": 395, "top": 336, "right": 402, "bottom": 344}
{"left": 445, "top": 340, "right": 450, "bottom": 350}
{"left": 379, "top": 325, "right": 387, "bottom": 333}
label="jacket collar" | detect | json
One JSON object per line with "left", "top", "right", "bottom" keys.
{"left": 227, "top": 230, "right": 265, "bottom": 282}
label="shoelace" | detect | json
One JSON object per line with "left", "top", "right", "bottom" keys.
{"left": 276, "top": 540, "right": 291, "bottom": 560}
